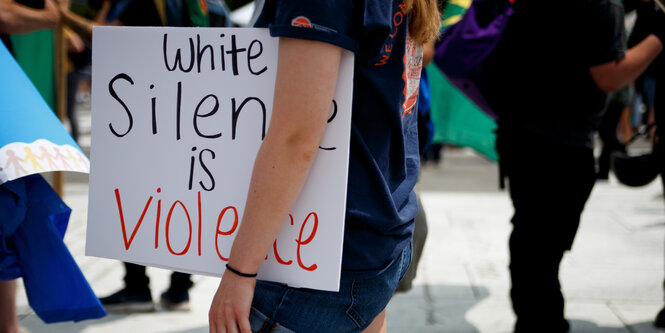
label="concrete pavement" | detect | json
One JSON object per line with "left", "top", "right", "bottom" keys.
{"left": 14, "top": 105, "right": 665, "bottom": 332}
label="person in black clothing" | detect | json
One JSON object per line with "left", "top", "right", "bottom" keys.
{"left": 484, "top": 1, "right": 664, "bottom": 332}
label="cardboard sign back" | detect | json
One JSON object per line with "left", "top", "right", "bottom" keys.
{"left": 86, "top": 27, "right": 353, "bottom": 291}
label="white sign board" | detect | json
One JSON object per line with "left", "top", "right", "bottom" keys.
{"left": 87, "top": 27, "right": 353, "bottom": 291}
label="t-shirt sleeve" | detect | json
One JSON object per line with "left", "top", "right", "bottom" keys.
{"left": 586, "top": 0, "right": 626, "bottom": 66}
{"left": 258, "top": 0, "right": 359, "bottom": 53}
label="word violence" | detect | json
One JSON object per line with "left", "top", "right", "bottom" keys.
{"left": 113, "top": 188, "right": 319, "bottom": 272}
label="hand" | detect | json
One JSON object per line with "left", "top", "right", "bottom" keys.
{"left": 66, "top": 29, "right": 85, "bottom": 53}
{"left": 43, "top": 0, "right": 60, "bottom": 28}
{"left": 54, "top": 0, "right": 70, "bottom": 11}
{"left": 209, "top": 271, "right": 256, "bottom": 333}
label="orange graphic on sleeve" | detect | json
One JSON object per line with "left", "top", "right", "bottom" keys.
{"left": 401, "top": 35, "right": 423, "bottom": 118}
{"left": 291, "top": 16, "right": 312, "bottom": 28}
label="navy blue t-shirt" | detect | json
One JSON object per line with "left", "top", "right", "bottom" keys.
{"left": 255, "top": 0, "right": 422, "bottom": 277}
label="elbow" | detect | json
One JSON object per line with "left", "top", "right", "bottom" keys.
{"left": 284, "top": 133, "right": 320, "bottom": 165}
{"left": 591, "top": 71, "right": 624, "bottom": 94}
{"left": 589, "top": 61, "right": 625, "bottom": 94}
{"left": 270, "top": 126, "right": 324, "bottom": 168}
{"left": 595, "top": 80, "right": 621, "bottom": 94}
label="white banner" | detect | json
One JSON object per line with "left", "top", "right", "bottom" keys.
{"left": 87, "top": 27, "right": 353, "bottom": 291}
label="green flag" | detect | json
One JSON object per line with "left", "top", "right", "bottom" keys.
{"left": 430, "top": 0, "right": 498, "bottom": 161}
{"left": 10, "top": 30, "right": 56, "bottom": 111}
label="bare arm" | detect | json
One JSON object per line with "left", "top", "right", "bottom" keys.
{"left": 55, "top": 2, "right": 95, "bottom": 46}
{"left": 589, "top": 34, "right": 663, "bottom": 93}
{"left": 209, "top": 37, "right": 343, "bottom": 333}
{"left": 0, "top": 0, "right": 59, "bottom": 34}
{"left": 93, "top": 0, "right": 111, "bottom": 24}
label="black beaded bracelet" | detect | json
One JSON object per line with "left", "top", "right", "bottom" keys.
{"left": 225, "top": 263, "right": 258, "bottom": 278}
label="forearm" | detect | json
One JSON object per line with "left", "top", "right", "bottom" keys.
{"left": 590, "top": 34, "right": 663, "bottom": 93}
{"left": 0, "top": 1, "right": 58, "bottom": 34}
{"left": 93, "top": 0, "right": 111, "bottom": 24}
{"left": 227, "top": 137, "right": 323, "bottom": 273}
{"left": 226, "top": 38, "right": 342, "bottom": 275}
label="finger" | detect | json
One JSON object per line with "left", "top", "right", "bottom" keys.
{"left": 209, "top": 316, "right": 217, "bottom": 333}
{"left": 225, "top": 321, "right": 239, "bottom": 333}
{"left": 224, "top": 306, "right": 240, "bottom": 333}
{"left": 238, "top": 315, "right": 252, "bottom": 333}
{"left": 209, "top": 307, "right": 226, "bottom": 333}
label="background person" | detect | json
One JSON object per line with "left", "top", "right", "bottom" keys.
{"left": 484, "top": 0, "right": 664, "bottom": 332}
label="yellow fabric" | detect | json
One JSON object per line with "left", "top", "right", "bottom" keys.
{"left": 153, "top": 0, "right": 167, "bottom": 26}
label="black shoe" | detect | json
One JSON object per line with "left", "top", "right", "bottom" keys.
{"left": 515, "top": 318, "right": 569, "bottom": 333}
{"left": 99, "top": 288, "right": 154, "bottom": 313}
{"left": 655, "top": 307, "right": 665, "bottom": 329}
{"left": 160, "top": 288, "right": 190, "bottom": 311}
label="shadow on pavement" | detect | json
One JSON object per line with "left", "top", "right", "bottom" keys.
{"left": 570, "top": 319, "right": 656, "bottom": 332}
{"left": 21, "top": 312, "right": 131, "bottom": 333}
{"left": 389, "top": 284, "right": 490, "bottom": 332}
{"left": 626, "top": 320, "right": 662, "bottom": 333}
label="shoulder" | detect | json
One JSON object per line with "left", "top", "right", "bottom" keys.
{"left": 255, "top": 0, "right": 402, "bottom": 54}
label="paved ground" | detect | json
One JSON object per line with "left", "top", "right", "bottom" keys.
{"left": 14, "top": 102, "right": 665, "bottom": 332}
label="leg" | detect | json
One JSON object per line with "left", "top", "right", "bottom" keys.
{"left": 99, "top": 262, "right": 154, "bottom": 312}
{"left": 509, "top": 221, "right": 568, "bottom": 333}
{"left": 0, "top": 280, "right": 18, "bottom": 333}
{"left": 169, "top": 272, "right": 192, "bottom": 291}
{"left": 502, "top": 133, "right": 595, "bottom": 333}
{"left": 619, "top": 104, "right": 634, "bottom": 144}
{"left": 160, "top": 272, "right": 193, "bottom": 311}
{"left": 598, "top": 100, "right": 626, "bottom": 179}
{"left": 396, "top": 194, "right": 428, "bottom": 293}
{"left": 362, "top": 309, "right": 387, "bottom": 333}
{"left": 66, "top": 70, "right": 80, "bottom": 143}
{"left": 124, "top": 262, "right": 150, "bottom": 293}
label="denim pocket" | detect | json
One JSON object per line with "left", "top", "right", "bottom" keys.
{"left": 345, "top": 242, "right": 413, "bottom": 330}
{"left": 398, "top": 240, "right": 413, "bottom": 282}
{"left": 345, "top": 280, "right": 366, "bottom": 329}
{"left": 249, "top": 306, "right": 295, "bottom": 333}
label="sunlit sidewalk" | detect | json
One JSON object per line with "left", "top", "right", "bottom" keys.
{"left": 16, "top": 148, "right": 665, "bottom": 333}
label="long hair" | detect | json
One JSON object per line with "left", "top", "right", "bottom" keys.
{"left": 406, "top": 0, "right": 442, "bottom": 44}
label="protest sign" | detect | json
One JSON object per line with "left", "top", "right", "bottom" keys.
{"left": 0, "top": 40, "right": 89, "bottom": 184}
{"left": 86, "top": 27, "right": 353, "bottom": 291}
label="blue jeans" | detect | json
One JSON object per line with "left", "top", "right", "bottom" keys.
{"left": 249, "top": 242, "right": 412, "bottom": 332}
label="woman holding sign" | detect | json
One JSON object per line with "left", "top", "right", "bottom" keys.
{"left": 209, "top": 0, "right": 440, "bottom": 332}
